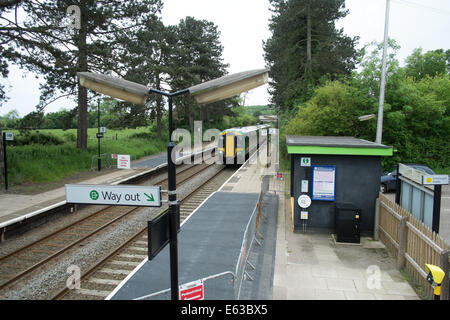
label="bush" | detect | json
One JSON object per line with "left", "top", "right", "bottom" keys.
{"left": 128, "top": 131, "right": 156, "bottom": 140}
{"left": 11, "top": 131, "right": 64, "bottom": 146}
{"left": 62, "top": 131, "right": 76, "bottom": 142}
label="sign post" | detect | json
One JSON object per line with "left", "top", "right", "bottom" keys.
{"left": 2, "top": 132, "right": 13, "bottom": 190}
{"left": 97, "top": 100, "right": 103, "bottom": 172}
{"left": 422, "top": 174, "right": 449, "bottom": 233}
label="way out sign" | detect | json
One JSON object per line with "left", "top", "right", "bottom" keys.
{"left": 179, "top": 280, "right": 204, "bottom": 300}
{"left": 65, "top": 184, "right": 161, "bottom": 207}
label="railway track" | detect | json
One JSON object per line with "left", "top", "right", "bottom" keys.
{"left": 0, "top": 162, "right": 219, "bottom": 298}
{"left": 54, "top": 167, "right": 236, "bottom": 300}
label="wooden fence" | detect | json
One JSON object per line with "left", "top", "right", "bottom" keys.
{"left": 378, "top": 193, "right": 450, "bottom": 299}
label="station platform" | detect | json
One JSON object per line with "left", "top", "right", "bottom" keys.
{"left": 108, "top": 146, "right": 279, "bottom": 300}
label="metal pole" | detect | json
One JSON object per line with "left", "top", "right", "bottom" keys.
{"left": 148, "top": 88, "right": 188, "bottom": 301}
{"left": 97, "top": 100, "right": 101, "bottom": 172}
{"left": 395, "top": 163, "right": 401, "bottom": 204}
{"left": 376, "top": 0, "right": 390, "bottom": 144}
{"left": 2, "top": 133, "right": 7, "bottom": 190}
{"left": 167, "top": 95, "right": 179, "bottom": 300}
{"left": 432, "top": 185, "right": 442, "bottom": 234}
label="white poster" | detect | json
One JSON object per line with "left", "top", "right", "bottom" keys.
{"left": 117, "top": 154, "right": 131, "bottom": 169}
{"left": 312, "top": 166, "right": 336, "bottom": 201}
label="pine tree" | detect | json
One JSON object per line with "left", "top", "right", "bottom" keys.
{"left": 0, "top": 0, "right": 162, "bottom": 150}
{"left": 167, "top": 16, "right": 229, "bottom": 131}
{"left": 264, "top": 0, "right": 359, "bottom": 111}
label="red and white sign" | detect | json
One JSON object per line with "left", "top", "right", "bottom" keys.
{"left": 179, "top": 280, "right": 204, "bottom": 300}
{"left": 117, "top": 154, "right": 131, "bottom": 169}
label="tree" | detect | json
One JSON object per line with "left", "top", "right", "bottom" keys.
{"left": 283, "top": 44, "right": 450, "bottom": 171}
{"left": 168, "top": 16, "right": 230, "bottom": 132}
{"left": 405, "top": 48, "right": 449, "bottom": 80}
{"left": 264, "top": 0, "right": 359, "bottom": 111}
{"left": 116, "top": 17, "right": 172, "bottom": 137}
{"left": 0, "top": 0, "right": 162, "bottom": 150}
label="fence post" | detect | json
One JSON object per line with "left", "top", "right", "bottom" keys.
{"left": 397, "top": 216, "right": 408, "bottom": 270}
{"left": 440, "top": 250, "right": 449, "bottom": 300}
{"left": 374, "top": 198, "right": 380, "bottom": 241}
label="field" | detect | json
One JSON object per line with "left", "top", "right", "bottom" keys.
{"left": 4, "top": 127, "right": 167, "bottom": 189}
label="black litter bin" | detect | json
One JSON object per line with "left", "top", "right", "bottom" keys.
{"left": 335, "top": 202, "right": 361, "bottom": 243}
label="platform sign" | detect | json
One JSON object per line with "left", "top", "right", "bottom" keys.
{"left": 117, "top": 154, "right": 131, "bottom": 169}
{"left": 179, "top": 280, "right": 204, "bottom": 300}
{"left": 100, "top": 127, "right": 107, "bottom": 133}
{"left": 422, "top": 175, "right": 449, "bottom": 185}
{"left": 65, "top": 184, "right": 161, "bottom": 207}
{"left": 4, "top": 132, "right": 14, "bottom": 141}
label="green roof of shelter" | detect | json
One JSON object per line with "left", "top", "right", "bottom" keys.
{"left": 286, "top": 135, "right": 393, "bottom": 156}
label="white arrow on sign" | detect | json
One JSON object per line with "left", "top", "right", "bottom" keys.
{"left": 65, "top": 184, "right": 162, "bottom": 207}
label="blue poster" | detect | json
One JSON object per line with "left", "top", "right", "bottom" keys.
{"left": 312, "top": 165, "right": 336, "bottom": 201}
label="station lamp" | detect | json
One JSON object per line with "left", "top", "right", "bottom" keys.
{"left": 358, "top": 114, "right": 376, "bottom": 122}
{"left": 78, "top": 68, "right": 269, "bottom": 300}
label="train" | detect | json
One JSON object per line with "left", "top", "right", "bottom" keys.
{"left": 218, "top": 124, "right": 270, "bottom": 165}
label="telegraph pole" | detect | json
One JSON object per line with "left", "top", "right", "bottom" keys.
{"left": 376, "top": 0, "right": 390, "bottom": 144}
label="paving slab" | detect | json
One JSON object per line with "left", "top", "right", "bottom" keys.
{"left": 272, "top": 178, "right": 420, "bottom": 300}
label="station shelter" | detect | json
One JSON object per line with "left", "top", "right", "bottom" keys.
{"left": 286, "top": 136, "right": 393, "bottom": 238}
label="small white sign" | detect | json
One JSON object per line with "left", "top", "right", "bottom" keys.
{"left": 117, "top": 154, "right": 131, "bottom": 169}
{"left": 4, "top": 132, "right": 14, "bottom": 141}
{"left": 422, "top": 175, "right": 449, "bottom": 185}
{"left": 297, "top": 195, "right": 312, "bottom": 209}
{"left": 301, "top": 157, "right": 311, "bottom": 167}
{"left": 65, "top": 184, "right": 161, "bottom": 207}
{"left": 269, "top": 128, "right": 277, "bottom": 135}
{"left": 300, "top": 211, "right": 308, "bottom": 220}
{"left": 179, "top": 279, "right": 204, "bottom": 300}
{"left": 100, "top": 127, "right": 107, "bottom": 133}
{"left": 301, "top": 180, "right": 309, "bottom": 193}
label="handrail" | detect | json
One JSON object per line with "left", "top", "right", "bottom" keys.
{"left": 133, "top": 271, "right": 236, "bottom": 300}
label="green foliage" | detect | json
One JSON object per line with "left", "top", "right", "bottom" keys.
{"left": 5, "top": 127, "right": 167, "bottom": 185}
{"left": 281, "top": 44, "right": 450, "bottom": 172}
{"left": 264, "top": 0, "right": 359, "bottom": 111}
{"left": 405, "top": 48, "right": 449, "bottom": 80}
{"left": 10, "top": 131, "right": 64, "bottom": 146}
{"left": 0, "top": 109, "right": 20, "bottom": 128}
{"left": 0, "top": 0, "right": 163, "bottom": 150}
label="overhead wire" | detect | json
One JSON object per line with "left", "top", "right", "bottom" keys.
{"left": 391, "top": 0, "right": 450, "bottom": 16}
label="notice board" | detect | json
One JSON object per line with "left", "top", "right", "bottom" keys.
{"left": 312, "top": 165, "right": 336, "bottom": 201}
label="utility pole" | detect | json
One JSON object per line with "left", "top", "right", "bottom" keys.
{"left": 376, "top": 0, "right": 390, "bottom": 144}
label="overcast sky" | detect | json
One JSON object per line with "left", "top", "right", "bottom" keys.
{"left": 1, "top": 0, "right": 449, "bottom": 117}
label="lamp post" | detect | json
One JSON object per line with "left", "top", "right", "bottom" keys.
{"left": 148, "top": 88, "right": 189, "bottom": 300}
{"left": 97, "top": 100, "right": 101, "bottom": 172}
{"left": 77, "top": 68, "right": 269, "bottom": 300}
